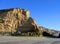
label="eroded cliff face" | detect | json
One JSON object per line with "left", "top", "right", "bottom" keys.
{"left": 0, "top": 8, "right": 59, "bottom": 37}
{"left": 0, "top": 8, "right": 38, "bottom": 35}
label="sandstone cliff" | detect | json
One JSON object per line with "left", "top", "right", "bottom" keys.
{"left": 0, "top": 8, "right": 38, "bottom": 35}
{"left": 0, "top": 8, "right": 59, "bottom": 37}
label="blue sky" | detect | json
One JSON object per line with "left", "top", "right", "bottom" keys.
{"left": 0, "top": 0, "right": 60, "bottom": 31}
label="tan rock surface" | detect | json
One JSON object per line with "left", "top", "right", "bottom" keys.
{"left": 0, "top": 8, "right": 57, "bottom": 36}
{"left": 0, "top": 8, "right": 38, "bottom": 35}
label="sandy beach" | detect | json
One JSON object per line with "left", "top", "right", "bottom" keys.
{"left": 0, "top": 36, "right": 60, "bottom": 44}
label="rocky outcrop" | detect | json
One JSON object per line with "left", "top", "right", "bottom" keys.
{"left": 0, "top": 8, "right": 59, "bottom": 37}
{"left": 0, "top": 8, "right": 38, "bottom": 35}
{"left": 37, "top": 26, "right": 60, "bottom": 37}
